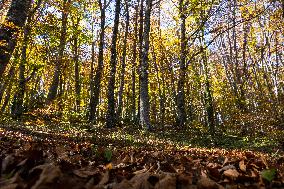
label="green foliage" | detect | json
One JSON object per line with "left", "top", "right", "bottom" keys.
{"left": 261, "top": 169, "right": 276, "bottom": 182}
{"left": 104, "top": 149, "right": 112, "bottom": 162}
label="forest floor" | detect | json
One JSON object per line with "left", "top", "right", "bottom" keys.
{"left": 0, "top": 118, "right": 284, "bottom": 189}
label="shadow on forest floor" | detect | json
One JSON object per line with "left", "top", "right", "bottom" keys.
{"left": 0, "top": 120, "right": 283, "bottom": 156}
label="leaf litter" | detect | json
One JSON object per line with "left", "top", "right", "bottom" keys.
{"left": 0, "top": 123, "right": 283, "bottom": 189}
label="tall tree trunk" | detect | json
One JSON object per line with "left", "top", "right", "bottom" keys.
{"left": 176, "top": 0, "right": 187, "bottom": 127}
{"left": 131, "top": 2, "right": 139, "bottom": 122}
{"left": 117, "top": 0, "right": 129, "bottom": 120}
{"left": 11, "top": 24, "right": 29, "bottom": 118}
{"left": 0, "top": 65, "right": 15, "bottom": 104}
{"left": 0, "top": 0, "right": 31, "bottom": 78}
{"left": 47, "top": 0, "right": 70, "bottom": 103}
{"left": 137, "top": 0, "right": 144, "bottom": 122}
{"left": 73, "top": 17, "right": 81, "bottom": 112}
{"left": 139, "top": 0, "right": 152, "bottom": 130}
{"left": 11, "top": 0, "right": 42, "bottom": 118}
{"left": 105, "top": 0, "right": 121, "bottom": 128}
{"left": 89, "top": 0, "right": 107, "bottom": 122}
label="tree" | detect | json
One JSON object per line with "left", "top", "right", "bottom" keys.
{"left": 47, "top": 0, "right": 71, "bottom": 103}
{"left": 0, "top": 0, "right": 32, "bottom": 78}
{"left": 11, "top": 0, "right": 42, "bottom": 118}
{"left": 89, "top": 0, "right": 109, "bottom": 122}
{"left": 139, "top": 0, "right": 152, "bottom": 130}
{"left": 176, "top": 0, "right": 187, "bottom": 127}
{"left": 117, "top": 0, "right": 130, "bottom": 121}
{"left": 105, "top": 0, "right": 121, "bottom": 128}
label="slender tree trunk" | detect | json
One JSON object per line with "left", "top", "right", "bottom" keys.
{"left": 117, "top": 0, "right": 129, "bottom": 120}
{"left": 137, "top": 0, "right": 144, "bottom": 122}
{"left": 47, "top": 0, "right": 70, "bottom": 102}
{"left": 176, "top": 0, "right": 187, "bottom": 127}
{"left": 131, "top": 2, "right": 139, "bottom": 122}
{"left": 139, "top": 0, "right": 152, "bottom": 130}
{"left": 0, "top": 0, "right": 31, "bottom": 78}
{"left": 89, "top": 0, "right": 107, "bottom": 122}
{"left": 0, "top": 65, "right": 15, "bottom": 104}
{"left": 11, "top": 25, "right": 29, "bottom": 117}
{"left": 73, "top": 17, "right": 81, "bottom": 112}
{"left": 11, "top": 0, "right": 42, "bottom": 118}
{"left": 105, "top": 0, "right": 121, "bottom": 128}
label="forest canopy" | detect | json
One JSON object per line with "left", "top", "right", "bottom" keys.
{"left": 0, "top": 0, "right": 283, "bottom": 131}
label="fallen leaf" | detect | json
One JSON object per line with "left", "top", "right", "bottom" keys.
{"left": 239, "top": 160, "right": 246, "bottom": 172}
{"left": 73, "top": 168, "right": 97, "bottom": 178}
{"left": 197, "top": 176, "right": 223, "bottom": 189}
{"left": 31, "top": 164, "right": 62, "bottom": 189}
{"left": 155, "top": 174, "right": 176, "bottom": 189}
{"left": 223, "top": 169, "right": 239, "bottom": 180}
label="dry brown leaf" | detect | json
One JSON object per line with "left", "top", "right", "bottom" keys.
{"left": 1, "top": 155, "right": 15, "bottom": 174}
{"left": 239, "top": 160, "right": 246, "bottom": 172}
{"left": 155, "top": 174, "right": 176, "bottom": 189}
{"left": 122, "top": 155, "right": 130, "bottom": 163}
{"left": 197, "top": 176, "right": 224, "bottom": 189}
{"left": 73, "top": 168, "right": 97, "bottom": 178}
{"left": 112, "top": 179, "right": 134, "bottom": 189}
{"left": 98, "top": 171, "right": 109, "bottom": 185}
{"left": 260, "top": 156, "right": 269, "bottom": 169}
{"left": 31, "top": 164, "right": 62, "bottom": 189}
{"left": 223, "top": 169, "right": 239, "bottom": 180}
{"left": 222, "top": 157, "right": 229, "bottom": 166}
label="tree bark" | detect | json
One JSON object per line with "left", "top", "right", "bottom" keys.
{"left": 0, "top": 0, "right": 31, "bottom": 78}
{"left": 89, "top": 0, "right": 107, "bottom": 122}
{"left": 131, "top": 2, "right": 139, "bottom": 122}
{"left": 11, "top": 0, "right": 42, "bottom": 118}
{"left": 117, "top": 0, "right": 130, "bottom": 120}
{"left": 176, "top": 0, "right": 187, "bottom": 127}
{"left": 137, "top": 0, "right": 144, "bottom": 122}
{"left": 139, "top": 0, "right": 152, "bottom": 130}
{"left": 105, "top": 0, "right": 121, "bottom": 128}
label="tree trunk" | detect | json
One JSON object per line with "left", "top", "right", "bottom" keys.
{"left": 47, "top": 0, "right": 70, "bottom": 103}
{"left": 73, "top": 17, "right": 81, "bottom": 112}
{"left": 139, "top": 0, "right": 152, "bottom": 130}
{"left": 0, "top": 0, "right": 31, "bottom": 78}
{"left": 11, "top": 0, "right": 42, "bottom": 118}
{"left": 176, "top": 0, "right": 187, "bottom": 127}
{"left": 137, "top": 0, "right": 144, "bottom": 122}
{"left": 0, "top": 65, "right": 15, "bottom": 104}
{"left": 117, "top": 0, "right": 129, "bottom": 120}
{"left": 105, "top": 0, "right": 121, "bottom": 128}
{"left": 131, "top": 2, "right": 139, "bottom": 122}
{"left": 89, "top": 0, "right": 107, "bottom": 122}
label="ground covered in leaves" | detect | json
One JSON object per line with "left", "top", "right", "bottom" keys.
{"left": 0, "top": 121, "right": 284, "bottom": 189}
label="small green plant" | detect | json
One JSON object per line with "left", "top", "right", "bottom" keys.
{"left": 261, "top": 169, "right": 276, "bottom": 182}
{"left": 104, "top": 149, "right": 112, "bottom": 162}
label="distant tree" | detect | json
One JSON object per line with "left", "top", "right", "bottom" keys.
{"left": 47, "top": 0, "right": 71, "bottom": 103}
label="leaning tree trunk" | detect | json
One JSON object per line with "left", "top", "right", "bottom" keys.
{"left": 106, "top": 0, "right": 121, "bottom": 128}
{"left": 117, "top": 0, "right": 130, "bottom": 121}
{"left": 47, "top": 0, "right": 70, "bottom": 103}
{"left": 0, "top": 0, "right": 31, "bottom": 78}
{"left": 140, "top": 0, "right": 152, "bottom": 130}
